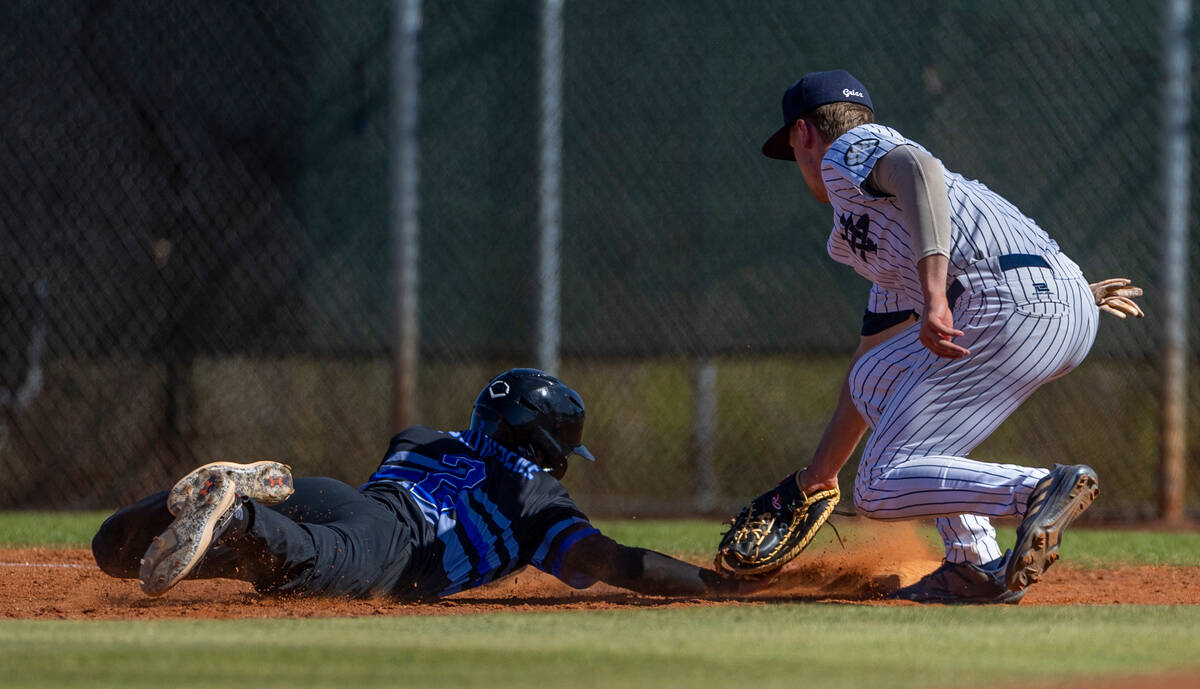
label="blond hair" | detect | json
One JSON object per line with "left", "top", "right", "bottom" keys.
{"left": 804, "top": 102, "right": 875, "bottom": 144}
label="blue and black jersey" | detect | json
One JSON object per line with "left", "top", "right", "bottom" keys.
{"left": 92, "top": 425, "right": 728, "bottom": 600}
{"left": 362, "top": 426, "right": 599, "bottom": 600}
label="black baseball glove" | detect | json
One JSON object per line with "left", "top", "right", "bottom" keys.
{"left": 715, "top": 472, "right": 840, "bottom": 577}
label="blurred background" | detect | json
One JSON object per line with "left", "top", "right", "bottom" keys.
{"left": 0, "top": 1, "right": 1195, "bottom": 521}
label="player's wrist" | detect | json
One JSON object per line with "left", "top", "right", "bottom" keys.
{"left": 797, "top": 467, "right": 838, "bottom": 494}
{"left": 921, "top": 290, "right": 949, "bottom": 311}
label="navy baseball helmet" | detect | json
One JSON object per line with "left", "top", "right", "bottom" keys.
{"left": 469, "top": 368, "right": 595, "bottom": 479}
{"left": 762, "top": 69, "right": 873, "bottom": 160}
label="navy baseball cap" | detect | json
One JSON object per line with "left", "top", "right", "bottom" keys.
{"left": 762, "top": 69, "right": 873, "bottom": 160}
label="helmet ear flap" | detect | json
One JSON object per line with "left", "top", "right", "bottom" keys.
{"left": 469, "top": 406, "right": 502, "bottom": 438}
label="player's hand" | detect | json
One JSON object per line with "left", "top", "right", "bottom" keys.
{"left": 1089, "top": 278, "right": 1144, "bottom": 319}
{"left": 919, "top": 300, "right": 969, "bottom": 358}
{"left": 727, "top": 569, "right": 777, "bottom": 596}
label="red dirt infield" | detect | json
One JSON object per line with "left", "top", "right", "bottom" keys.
{"left": 3, "top": 521, "right": 1198, "bottom": 619}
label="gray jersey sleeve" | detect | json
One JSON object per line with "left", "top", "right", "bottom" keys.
{"left": 865, "top": 145, "right": 951, "bottom": 259}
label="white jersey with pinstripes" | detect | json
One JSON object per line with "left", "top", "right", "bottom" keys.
{"left": 810, "top": 123, "right": 1099, "bottom": 567}
{"left": 822, "top": 123, "right": 1061, "bottom": 315}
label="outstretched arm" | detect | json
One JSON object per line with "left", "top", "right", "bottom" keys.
{"left": 560, "top": 532, "right": 739, "bottom": 596}
{"left": 714, "top": 315, "right": 914, "bottom": 577}
{"left": 799, "top": 313, "right": 915, "bottom": 493}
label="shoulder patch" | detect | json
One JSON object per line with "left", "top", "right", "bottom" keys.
{"left": 844, "top": 138, "right": 880, "bottom": 167}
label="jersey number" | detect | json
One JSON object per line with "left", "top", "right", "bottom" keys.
{"left": 402, "top": 454, "right": 487, "bottom": 516}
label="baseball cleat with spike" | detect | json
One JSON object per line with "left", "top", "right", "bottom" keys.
{"left": 1005, "top": 464, "right": 1099, "bottom": 592}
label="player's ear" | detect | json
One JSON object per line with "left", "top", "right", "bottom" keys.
{"left": 789, "top": 118, "right": 805, "bottom": 148}
{"left": 796, "top": 118, "right": 820, "bottom": 149}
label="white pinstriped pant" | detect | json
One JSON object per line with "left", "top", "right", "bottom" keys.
{"left": 850, "top": 253, "right": 1099, "bottom": 565}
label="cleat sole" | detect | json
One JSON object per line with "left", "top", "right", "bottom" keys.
{"left": 167, "top": 461, "right": 293, "bottom": 516}
{"left": 1006, "top": 465, "right": 1098, "bottom": 592}
{"left": 140, "top": 473, "right": 236, "bottom": 596}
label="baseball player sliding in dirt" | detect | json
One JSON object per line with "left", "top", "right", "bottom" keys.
{"left": 716, "top": 70, "right": 1143, "bottom": 603}
{"left": 94, "top": 369, "right": 748, "bottom": 600}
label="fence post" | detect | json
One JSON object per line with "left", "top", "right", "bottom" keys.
{"left": 1159, "top": 0, "right": 1191, "bottom": 524}
{"left": 537, "top": 0, "right": 565, "bottom": 375}
{"left": 691, "top": 357, "right": 718, "bottom": 513}
{"left": 391, "top": 0, "right": 423, "bottom": 431}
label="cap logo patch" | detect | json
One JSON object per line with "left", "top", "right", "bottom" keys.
{"left": 842, "top": 88, "right": 864, "bottom": 98}
{"left": 844, "top": 138, "right": 879, "bottom": 167}
{"left": 488, "top": 381, "right": 510, "bottom": 399}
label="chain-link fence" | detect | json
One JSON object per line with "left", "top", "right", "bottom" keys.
{"left": 1, "top": 1, "right": 1196, "bottom": 520}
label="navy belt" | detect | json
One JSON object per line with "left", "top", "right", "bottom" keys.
{"left": 946, "top": 254, "right": 1050, "bottom": 309}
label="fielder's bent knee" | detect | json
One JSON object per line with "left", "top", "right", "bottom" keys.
{"left": 851, "top": 475, "right": 893, "bottom": 520}
{"left": 852, "top": 496, "right": 886, "bottom": 520}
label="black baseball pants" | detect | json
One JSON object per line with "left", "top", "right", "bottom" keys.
{"left": 92, "top": 477, "right": 419, "bottom": 598}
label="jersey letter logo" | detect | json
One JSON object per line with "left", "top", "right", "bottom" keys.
{"left": 839, "top": 212, "right": 878, "bottom": 259}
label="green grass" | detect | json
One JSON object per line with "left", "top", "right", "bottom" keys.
{"left": 5, "top": 513, "right": 1200, "bottom": 568}
{"left": 0, "top": 510, "right": 111, "bottom": 546}
{"left": 988, "top": 527, "right": 1200, "bottom": 568}
{"left": 2, "top": 607, "right": 1199, "bottom": 689}
{"left": 2, "top": 512, "right": 1199, "bottom": 689}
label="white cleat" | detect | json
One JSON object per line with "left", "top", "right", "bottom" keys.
{"left": 141, "top": 461, "right": 293, "bottom": 596}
